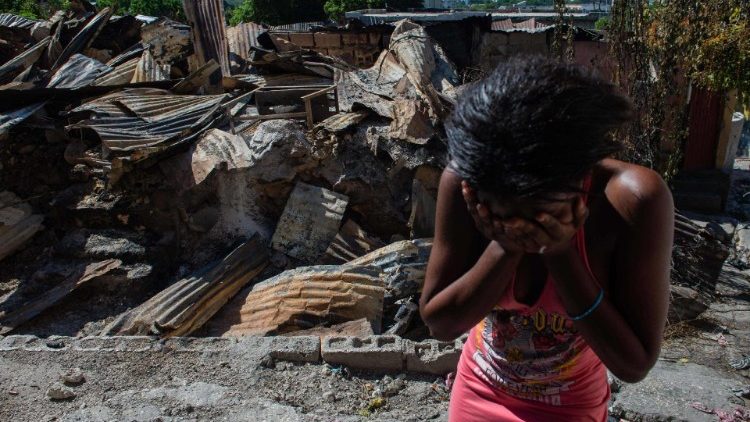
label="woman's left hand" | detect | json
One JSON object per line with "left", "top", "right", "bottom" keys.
{"left": 502, "top": 196, "right": 589, "bottom": 255}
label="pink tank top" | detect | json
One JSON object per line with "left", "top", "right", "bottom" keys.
{"left": 462, "top": 176, "right": 610, "bottom": 417}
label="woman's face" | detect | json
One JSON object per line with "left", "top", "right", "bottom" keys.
{"left": 477, "top": 191, "right": 580, "bottom": 224}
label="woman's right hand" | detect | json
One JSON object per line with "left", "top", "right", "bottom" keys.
{"left": 461, "top": 182, "right": 525, "bottom": 254}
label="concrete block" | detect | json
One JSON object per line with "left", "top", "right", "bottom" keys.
{"left": 164, "top": 337, "right": 235, "bottom": 352}
{"left": 321, "top": 335, "right": 404, "bottom": 371}
{"left": 33, "top": 336, "right": 72, "bottom": 351}
{"left": 288, "top": 32, "right": 315, "bottom": 47}
{"left": 113, "top": 336, "right": 155, "bottom": 352}
{"left": 73, "top": 336, "right": 117, "bottom": 351}
{"left": 0, "top": 335, "right": 38, "bottom": 351}
{"left": 314, "top": 32, "right": 341, "bottom": 48}
{"left": 405, "top": 339, "right": 460, "bottom": 375}
{"left": 341, "top": 32, "right": 368, "bottom": 46}
{"left": 268, "top": 336, "right": 320, "bottom": 363}
{"left": 368, "top": 32, "right": 382, "bottom": 46}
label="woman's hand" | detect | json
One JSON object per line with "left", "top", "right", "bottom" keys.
{"left": 461, "top": 182, "right": 526, "bottom": 254}
{"left": 504, "top": 196, "right": 589, "bottom": 255}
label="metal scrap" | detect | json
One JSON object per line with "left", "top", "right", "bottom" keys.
{"left": 101, "top": 235, "right": 268, "bottom": 337}
{"left": 225, "top": 265, "right": 386, "bottom": 336}
{"left": 47, "top": 53, "right": 112, "bottom": 88}
{"left": 271, "top": 183, "right": 349, "bottom": 264}
{"left": 0, "top": 259, "right": 121, "bottom": 335}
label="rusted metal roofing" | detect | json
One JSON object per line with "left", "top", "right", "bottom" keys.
{"left": 0, "top": 36, "right": 50, "bottom": 84}
{"left": 0, "top": 102, "right": 45, "bottom": 137}
{"left": 0, "top": 13, "right": 39, "bottom": 30}
{"left": 491, "top": 17, "right": 552, "bottom": 32}
{"left": 140, "top": 18, "right": 192, "bottom": 64}
{"left": 101, "top": 236, "right": 268, "bottom": 337}
{"left": 94, "top": 57, "right": 138, "bottom": 86}
{"left": 52, "top": 7, "right": 113, "bottom": 70}
{"left": 225, "top": 265, "right": 386, "bottom": 336}
{"left": 270, "top": 21, "right": 329, "bottom": 33}
{"left": 47, "top": 54, "right": 112, "bottom": 89}
{"left": 131, "top": 50, "right": 169, "bottom": 83}
{"left": 67, "top": 88, "right": 228, "bottom": 154}
{"left": 182, "top": 0, "right": 230, "bottom": 77}
{"left": 226, "top": 22, "right": 266, "bottom": 63}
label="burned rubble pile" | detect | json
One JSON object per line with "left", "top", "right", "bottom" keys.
{"left": 0, "top": 1, "right": 732, "bottom": 372}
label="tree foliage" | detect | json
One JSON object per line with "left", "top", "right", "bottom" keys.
{"left": 96, "top": 0, "right": 184, "bottom": 20}
{"left": 229, "top": 0, "right": 326, "bottom": 26}
{"left": 323, "top": 0, "right": 422, "bottom": 20}
{"left": 0, "top": 0, "right": 70, "bottom": 19}
{"left": 608, "top": 0, "right": 749, "bottom": 176}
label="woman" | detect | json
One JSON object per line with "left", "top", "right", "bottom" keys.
{"left": 419, "top": 57, "right": 674, "bottom": 421}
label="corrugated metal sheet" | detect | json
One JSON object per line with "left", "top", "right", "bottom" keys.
{"left": 140, "top": 18, "right": 192, "bottom": 64}
{"left": 131, "top": 50, "right": 169, "bottom": 83}
{"left": 270, "top": 21, "right": 328, "bottom": 33}
{"left": 0, "top": 13, "right": 39, "bottom": 30}
{"left": 67, "top": 88, "right": 228, "bottom": 154}
{"left": 226, "top": 22, "right": 265, "bottom": 62}
{"left": 95, "top": 57, "right": 139, "bottom": 86}
{"left": 0, "top": 36, "right": 49, "bottom": 84}
{"left": 492, "top": 18, "right": 550, "bottom": 32}
{"left": 101, "top": 236, "right": 268, "bottom": 337}
{"left": 491, "top": 18, "right": 552, "bottom": 33}
{"left": 47, "top": 54, "right": 112, "bottom": 89}
{"left": 0, "top": 102, "right": 45, "bottom": 137}
{"left": 182, "top": 0, "right": 230, "bottom": 77}
{"left": 226, "top": 265, "right": 386, "bottom": 336}
{"left": 52, "top": 7, "right": 113, "bottom": 70}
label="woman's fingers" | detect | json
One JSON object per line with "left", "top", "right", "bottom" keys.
{"left": 536, "top": 213, "right": 567, "bottom": 240}
{"left": 573, "top": 196, "right": 590, "bottom": 228}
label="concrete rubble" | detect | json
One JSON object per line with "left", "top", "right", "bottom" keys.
{"left": 0, "top": 1, "right": 748, "bottom": 421}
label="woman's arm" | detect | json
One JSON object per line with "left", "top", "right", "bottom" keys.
{"left": 544, "top": 167, "right": 674, "bottom": 383}
{"left": 419, "top": 169, "right": 523, "bottom": 341}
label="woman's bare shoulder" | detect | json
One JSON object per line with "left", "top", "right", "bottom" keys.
{"left": 600, "top": 159, "right": 674, "bottom": 225}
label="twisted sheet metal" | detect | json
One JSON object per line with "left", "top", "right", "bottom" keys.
{"left": 47, "top": 54, "right": 112, "bottom": 89}
{"left": 94, "top": 57, "right": 139, "bottom": 86}
{"left": 226, "top": 22, "right": 265, "bottom": 63}
{"left": 182, "top": 0, "right": 230, "bottom": 76}
{"left": 67, "top": 88, "right": 227, "bottom": 154}
{"left": 0, "top": 13, "right": 39, "bottom": 30}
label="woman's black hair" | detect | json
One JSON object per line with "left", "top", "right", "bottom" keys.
{"left": 447, "top": 56, "right": 633, "bottom": 198}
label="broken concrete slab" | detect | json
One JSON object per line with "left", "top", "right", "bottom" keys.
{"left": 271, "top": 183, "right": 349, "bottom": 264}
{"left": 321, "top": 335, "right": 405, "bottom": 371}
{"left": 225, "top": 265, "right": 385, "bottom": 337}
{"left": 282, "top": 318, "right": 376, "bottom": 339}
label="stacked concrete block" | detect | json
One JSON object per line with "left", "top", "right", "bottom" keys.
{"left": 341, "top": 32, "right": 369, "bottom": 46}
{"left": 404, "top": 339, "right": 462, "bottom": 375}
{"left": 0, "top": 334, "right": 39, "bottom": 351}
{"left": 322, "top": 335, "right": 405, "bottom": 371}
{"left": 267, "top": 336, "right": 320, "bottom": 363}
{"left": 289, "top": 33, "right": 315, "bottom": 48}
{"left": 368, "top": 32, "right": 382, "bottom": 46}
{"left": 314, "top": 32, "right": 342, "bottom": 49}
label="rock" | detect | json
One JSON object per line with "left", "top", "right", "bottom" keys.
{"left": 382, "top": 377, "right": 405, "bottom": 397}
{"left": 259, "top": 355, "right": 276, "bottom": 369}
{"left": 322, "top": 391, "right": 336, "bottom": 402}
{"left": 47, "top": 382, "right": 76, "bottom": 401}
{"left": 60, "top": 368, "right": 85, "bottom": 386}
{"left": 56, "top": 229, "right": 149, "bottom": 262}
